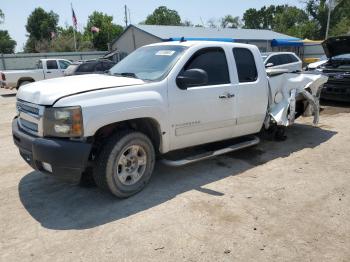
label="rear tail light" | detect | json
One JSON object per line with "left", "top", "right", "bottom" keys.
{"left": 1, "top": 73, "right": 5, "bottom": 81}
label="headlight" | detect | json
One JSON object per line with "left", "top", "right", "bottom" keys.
{"left": 43, "top": 106, "right": 83, "bottom": 137}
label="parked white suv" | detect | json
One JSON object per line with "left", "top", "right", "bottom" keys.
{"left": 262, "top": 52, "right": 302, "bottom": 72}
{"left": 13, "top": 41, "right": 327, "bottom": 198}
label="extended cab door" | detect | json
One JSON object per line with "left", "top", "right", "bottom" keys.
{"left": 44, "top": 60, "right": 64, "bottom": 79}
{"left": 168, "top": 47, "right": 237, "bottom": 151}
{"left": 232, "top": 47, "right": 268, "bottom": 135}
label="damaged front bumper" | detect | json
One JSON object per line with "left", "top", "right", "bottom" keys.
{"left": 265, "top": 69, "right": 328, "bottom": 128}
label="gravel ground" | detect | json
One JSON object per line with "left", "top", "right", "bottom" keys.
{"left": 0, "top": 88, "right": 349, "bottom": 262}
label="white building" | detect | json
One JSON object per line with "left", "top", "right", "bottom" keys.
{"left": 111, "top": 24, "right": 302, "bottom": 59}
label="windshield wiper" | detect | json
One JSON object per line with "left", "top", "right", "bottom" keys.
{"left": 114, "top": 72, "right": 138, "bottom": 79}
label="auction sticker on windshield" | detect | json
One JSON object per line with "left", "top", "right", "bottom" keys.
{"left": 155, "top": 50, "right": 176, "bottom": 56}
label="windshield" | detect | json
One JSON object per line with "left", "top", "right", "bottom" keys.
{"left": 109, "top": 45, "right": 187, "bottom": 81}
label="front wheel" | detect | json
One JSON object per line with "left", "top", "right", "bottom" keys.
{"left": 93, "top": 131, "right": 155, "bottom": 198}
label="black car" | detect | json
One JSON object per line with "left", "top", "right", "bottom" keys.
{"left": 65, "top": 59, "right": 116, "bottom": 76}
{"left": 319, "top": 36, "right": 350, "bottom": 102}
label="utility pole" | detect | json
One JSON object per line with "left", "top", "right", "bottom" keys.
{"left": 325, "top": 0, "right": 339, "bottom": 39}
{"left": 124, "top": 5, "right": 128, "bottom": 27}
{"left": 128, "top": 8, "right": 131, "bottom": 25}
{"left": 325, "top": 0, "right": 332, "bottom": 39}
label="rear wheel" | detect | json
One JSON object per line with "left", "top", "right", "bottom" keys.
{"left": 93, "top": 131, "right": 155, "bottom": 198}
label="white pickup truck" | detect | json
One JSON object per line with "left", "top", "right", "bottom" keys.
{"left": 0, "top": 58, "right": 71, "bottom": 90}
{"left": 12, "top": 41, "right": 327, "bottom": 198}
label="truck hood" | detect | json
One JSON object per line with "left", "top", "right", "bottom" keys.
{"left": 322, "top": 36, "right": 350, "bottom": 58}
{"left": 16, "top": 74, "right": 146, "bottom": 105}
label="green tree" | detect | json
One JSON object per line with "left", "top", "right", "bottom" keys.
{"left": 328, "top": 0, "right": 350, "bottom": 36}
{"left": 330, "top": 16, "right": 350, "bottom": 36}
{"left": 306, "top": 0, "right": 329, "bottom": 38}
{"left": 49, "top": 26, "right": 93, "bottom": 52}
{"left": 145, "top": 6, "right": 181, "bottom": 25}
{"left": 243, "top": 5, "right": 284, "bottom": 30}
{"left": 242, "top": 8, "right": 262, "bottom": 29}
{"left": 0, "top": 30, "right": 16, "bottom": 53}
{"left": 85, "top": 11, "right": 123, "bottom": 51}
{"left": 305, "top": 0, "right": 350, "bottom": 38}
{"left": 242, "top": 4, "right": 323, "bottom": 39}
{"left": 24, "top": 8, "right": 59, "bottom": 52}
{"left": 220, "top": 15, "right": 241, "bottom": 28}
{"left": 273, "top": 6, "right": 319, "bottom": 38}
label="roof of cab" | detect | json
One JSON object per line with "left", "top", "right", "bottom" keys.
{"left": 146, "top": 40, "right": 259, "bottom": 50}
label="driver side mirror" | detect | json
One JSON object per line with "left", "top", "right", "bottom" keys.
{"left": 265, "top": 62, "right": 274, "bottom": 68}
{"left": 176, "top": 69, "right": 208, "bottom": 90}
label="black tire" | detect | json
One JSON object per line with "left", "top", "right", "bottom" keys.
{"left": 93, "top": 131, "right": 155, "bottom": 198}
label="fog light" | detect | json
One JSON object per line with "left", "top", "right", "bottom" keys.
{"left": 42, "top": 162, "right": 52, "bottom": 173}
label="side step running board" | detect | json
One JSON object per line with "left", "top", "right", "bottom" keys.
{"left": 161, "top": 136, "right": 260, "bottom": 167}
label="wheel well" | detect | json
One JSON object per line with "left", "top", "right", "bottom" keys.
{"left": 92, "top": 118, "right": 162, "bottom": 154}
{"left": 17, "top": 78, "right": 34, "bottom": 88}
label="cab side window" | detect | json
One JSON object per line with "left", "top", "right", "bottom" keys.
{"left": 279, "top": 54, "right": 292, "bottom": 64}
{"left": 266, "top": 55, "right": 281, "bottom": 66}
{"left": 289, "top": 54, "right": 299, "bottom": 63}
{"left": 233, "top": 48, "right": 258, "bottom": 83}
{"left": 183, "top": 47, "right": 230, "bottom": 86}
{"left": 46, "top": 60, "right": 58, "bottom": 70}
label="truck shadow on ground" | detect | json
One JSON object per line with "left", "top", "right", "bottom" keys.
{"left": 0, "top": 93, "right": 16, "bottom": 98}
{"left": 18, "top": 123, "right": 336, "bottom": 230}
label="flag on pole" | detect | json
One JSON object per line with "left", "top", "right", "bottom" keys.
{"left": 72, "top": 6, "right": 78, "bottom": 29}
{"left": 71, "top": 3, "right": 77, "bottom": 51}
{"left": 91, "top": 26, "right": 100, "bottom": 33}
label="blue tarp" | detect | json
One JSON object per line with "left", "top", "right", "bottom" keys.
{"left": 271, "top": 38, "right": 303, "bottom": 47}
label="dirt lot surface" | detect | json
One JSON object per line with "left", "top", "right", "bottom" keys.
{"left": 0, "top": 89, "right": 349, "bottom": 262}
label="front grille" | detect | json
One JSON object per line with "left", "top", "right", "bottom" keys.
{"left": 20, "top": 118, "right": 38, "bottom": 132}
{"left": 16, "top": 99, "right": 44, "bottom": 136}
{"left": 17, "top": 100, "right": 40, "bottom": 116}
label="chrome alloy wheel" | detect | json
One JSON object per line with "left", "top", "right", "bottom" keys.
{"left": 114, "top": 145, "right": 147, "bottom": 186}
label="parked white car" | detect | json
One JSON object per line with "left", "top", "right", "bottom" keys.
{"left": 0, "top": 59, "right": 71, "bottom": 90}
{"left": 13, "top": 41, "right": 327, "bottom": 198}
{"left": 261, "top": 52, "right": 302, "bottom": 72}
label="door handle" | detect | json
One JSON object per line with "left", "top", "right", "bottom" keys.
{"left": 46, "top": 71, "right": 51, "bottom": 73}
{"left": 219, "top": 93, "right": 235, "bottom": 99}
